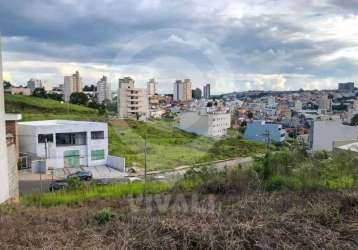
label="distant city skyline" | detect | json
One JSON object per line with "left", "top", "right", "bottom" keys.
{"left": 1, "top": 1, "right": 358, "bottom": 93}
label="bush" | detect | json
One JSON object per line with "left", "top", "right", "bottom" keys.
{"left": 95, "top": 208, "right": 115, "bottom": 225}
{"left": 67, "top": 177, "right": 84, "bottom": 190}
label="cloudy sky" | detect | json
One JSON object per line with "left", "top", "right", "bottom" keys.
{"left": 1, "top": 0, "right": 358, "bottom": 94}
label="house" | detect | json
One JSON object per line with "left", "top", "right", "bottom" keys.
{"left": 18, "top": 120, "right": 109, "bottom": 170}
{"left": 179, "top": 109, "right": 231, "bottom": 137}
{"left": 244, "top": 120, "right": 286, "bottom": 143}
{"left": 10, "top": 86, "right": 32, "bottom": 96}
{"left": 309, "top": 120, "right": 358, "bottom": 151}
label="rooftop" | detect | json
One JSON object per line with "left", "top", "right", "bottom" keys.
{"left": 18, "top": 120, "right": 106, "bottom": 127}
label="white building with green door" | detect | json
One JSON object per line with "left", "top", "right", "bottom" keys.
{"left": 18, "top": 120, "right": 108, "bottom": 169}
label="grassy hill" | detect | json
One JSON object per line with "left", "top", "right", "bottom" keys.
{"left": 5, "top": 94, "right": 267, "bottom": 170}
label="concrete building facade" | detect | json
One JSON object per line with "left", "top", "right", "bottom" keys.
{"left": 173, "top": 79, "right": 192, "bottom": 101}
{"left": 179, "top": 109, "right": 231, "bottom": 137}
{"left": 0, "top": 36, "right": 10, "bottom": 203}
{"left": 309, "top": 120, "right": 358, "bottom": 151}
{"left": 18, "top": 120, "right": 108, "bottom": 169}
{"left": 27, "top": 78, "right": 49, "bottom": 91}
{"left": 244, "top": 120, "right": 286, "bottom": 144}
{"left": 203, "top": 83, "right": 211, "bottom": 99}
{"left": 117, "top": 77, "right": 149, "bottom": 119}
{"left": 147, "top": 78, "right": 158, "bottom": 96}
{"left": 96, "top": 76, "right": 111, "bottom": 104}
{"left": 64, "top": 71, "right": 83, "bottom": 102}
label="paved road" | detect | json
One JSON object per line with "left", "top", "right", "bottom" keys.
{"left": 19, "top": 156, "right": 256, "bottom": 194}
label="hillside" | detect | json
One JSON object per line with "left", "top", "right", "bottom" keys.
{"left": 5, "top": 95, "right": 267, "bottom": 170}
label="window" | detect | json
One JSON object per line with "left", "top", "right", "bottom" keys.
{"left": 91, "top": 131, "right": 104, "bottom": 140}
{"left": 56, "top": 132, "right": 87, "bottom": 146}
{"left": 38, "top": 134, "right": 53, "bottom": 143}
{"left": 91, "top": 149, "right": 105, "bottom": 160}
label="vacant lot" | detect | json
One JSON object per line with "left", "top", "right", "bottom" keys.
{"left": 2, "top": 191, "right": 357, "bottom": 249}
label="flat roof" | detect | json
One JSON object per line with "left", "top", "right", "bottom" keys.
{"left": 18, "top": 120, "right": 107, "bottom": 126}
{"left": 5, "top": 113, "right": 22, "bottom": 121}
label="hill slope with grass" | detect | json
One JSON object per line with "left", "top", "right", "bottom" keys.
{"left": 5, "top": 94, "right": 268, "bottom": 170}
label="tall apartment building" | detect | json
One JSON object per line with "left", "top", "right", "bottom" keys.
{"left": 0, "top": 36, "right": 10, "bottom": 203}
{"left": 203, "top": 83, "right": 211, "bottom": 99}
{"left": 96, "top": 76, "right": 111, "bottom": 104}
{"left": 338, "top": 82, "right": 354, "bottom": 92}
{"left": 319, "top": 95, "right": 332, "bottom": 113}
{"left": 173, "top": 79, "right": 192, "bottom": 101}
{"left": 64, "top": 71, "right": 83, "bottom": 102}
{"left": 192, "top": 88, "right": 202, "bottom": 99}
{"left": 147, "top": 78, "right": 158, "bottom": 96}
{"left": 27, "top": 78, "right": 49, "bottom": 91}
{"left": 117, "top": 77, "right": 149, "bottom": 119}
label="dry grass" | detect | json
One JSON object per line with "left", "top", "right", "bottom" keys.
{"left": 1, "top": 190, "right": 357, "bottom": 249}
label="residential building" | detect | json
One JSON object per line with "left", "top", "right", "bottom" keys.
{"left": 117, "top": 77, "right": 149, "bottom": 119}
{"left": 0, "top": 36, "right": 10, "bottom": 203}
{"left": 266, "top": 96, "right": 276, "bottom": 108}
{"left": 294, "top": 100, "right": 303, "bottom": 111}
{"left": 244, "top": 120, "right": 286, "bottom": 144}
{"left": 338, "top": 82, "right": 355, "bottom": 92}
{"left": 96, "top": 76, "right": 111, "bottom": 104}
{"left": 319, "top": 95, "right": 332, "bottom": 113}
{"left": 27, "top": 78, "right": 49, "bottom": 91}
{"left": 64, "top": 71, "right": 83, "bottom": 102}
{"left": 309, "top": 120, "right": 358, "bottom": 151}
{"left": 10, "top": 86, "right": 32, "bottom": 96}
{"left": 147, "top": 78, "right": 158, "bottom": 96}
{"left": 203, "top": 83, "right": 211, "bottom": 99}
{"left": 276, "top": 103, "right": 291, "bottom": 118}
{"left": 179, "top": 109, "right": 231, "bottom": 137}
{"left": 173, "top": 79, "right": 192, "bottom": 101}
{"left": 18, "top": 120, "right": 109, "bottom": 169}
{"left": 192, "top": 88, "right": 202, "bottom": 99}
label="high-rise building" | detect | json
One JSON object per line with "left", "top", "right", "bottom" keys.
{"left": 96, "top": 76, "right": 111, "bottom": 104}
{"left": 117, "top": 77, "right": 149, "bottom": 119}
{"left": 319, "top": 95, "right": 332, "bottom": 112}
{"left": 173, "top": 79, "right": 192, "bottom": 101}
{"left": 147, "top": 78, "right": 158, "bottom": 96}
{"left": 338, "top": 82, "right": 355, "bottom": 92}
{"left": 192, "top": 88, "right": 202, "bottom": 99}
{"left": 203, "top": 83, "right": 211, "bottom": 99}
{"left": 27, "top": 78, "right": 49, "bottom": 91}
{"left": 0, "top": 36, "right": 10, "bottom": 203}
{"left": 64, "top": 71, "right": 83, "bottom": 102}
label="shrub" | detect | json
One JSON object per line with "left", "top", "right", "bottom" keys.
{"left": 95, "top": 208, "right": 115, "bottom": 225}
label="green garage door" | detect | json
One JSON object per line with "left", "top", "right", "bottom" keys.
{"left": 91, "top": 149, "right": 105, "bottom": 161}
{"left": 64, "top": 150, "right": 80, "bottom": 168}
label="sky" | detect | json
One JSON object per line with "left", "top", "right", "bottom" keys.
{"left": 1, "top": 0, "right": 358, "bottom": 94}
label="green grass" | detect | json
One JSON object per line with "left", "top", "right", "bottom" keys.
{"left": 22, "top": 181, "right": 172, "bottom": 207}
{"left": 6, "top": 95, "right": 267, "bottom": 171}
{"left": 109, "top": 119, "right": 267, "bottom": 170}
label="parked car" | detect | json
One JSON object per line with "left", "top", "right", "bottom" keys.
{"left": 49, "top": 180, "right": 68, "bottom": 192}
{"left": 67, "top": 171, "right": 93, "bottom": 181}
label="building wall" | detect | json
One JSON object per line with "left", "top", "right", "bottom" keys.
{"left": 179, "top": 111, "right": 231, "bottom": 137}
{"left": 0, "top": 37, "right": 10, "bottom": 203}
{"left": 7, "top": 144, "right": 19, "bottom": 201}
{"left": 18, "top": 122, "right": 108, "bottom": 169}
{"left": 10, "top": 87, "right": 32, "bottom": 96}
{"left": 244, "top": 120, "right": 285, "bottom": 143}
{"left": 310, "top": 120, "right": 358, "bottom": 151}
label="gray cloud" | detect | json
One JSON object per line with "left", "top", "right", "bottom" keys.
{"left": 1, "top": 0, "right": 358, "bottom": 92}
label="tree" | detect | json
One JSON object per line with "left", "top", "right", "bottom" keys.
{"left": 352, "top": 114, "right": 358, "bottom": 126}
{"left": 70, "top": 92, "right": 88, "bottom": 105}
{"left": 32, "top": 87, "right": 47, "bottom": 98}
{"left": 47, "top": 92, "right": 63, "bottom": 101}
{"left": 3, "top": 81, "right": 12, "bottom": 89}
{"left": 83, "top": 85, "right": 97, "bottom": 92}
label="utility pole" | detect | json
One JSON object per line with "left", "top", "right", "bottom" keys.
{"left": 144, "top": 134, "right": 147, "bottom": 183}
